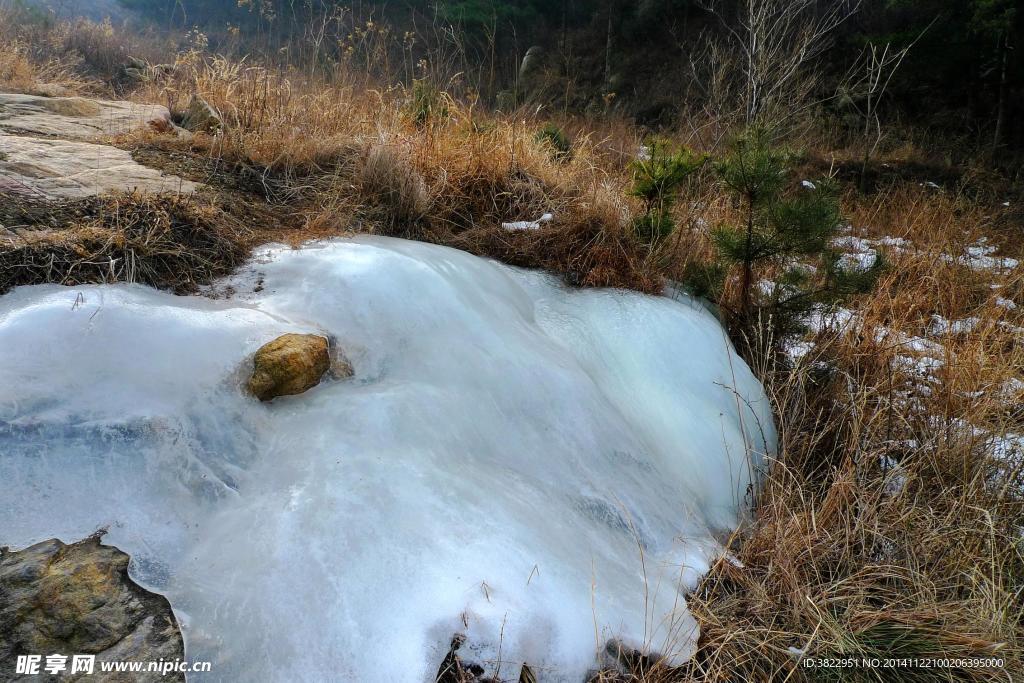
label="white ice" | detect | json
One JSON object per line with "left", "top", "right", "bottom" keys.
{"left": 0, "top": 236, "right": 774, "bottom": 682}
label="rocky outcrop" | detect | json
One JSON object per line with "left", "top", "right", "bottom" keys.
{"left": 248, "top": 333, "right": 334, "bottom": 401}
{"left": 518, "top": 45, "right": 545, "bottom": 82}
{"left": 0, "top": 535, "right": 185, "bottom": 682}
{"left": 0, "top": 93, "right": 172, "bottom": 140}
{"left": 180, "top": 95, "right": 221, "bottom": 134}
{"left": 0, "top": 135, "right": 199, "bottom": 199}
{"left": 119, "top": 59, "right": 179, "bottom": 85}
{"left": 120, "top": 57, "right": 149, "bottom": 84}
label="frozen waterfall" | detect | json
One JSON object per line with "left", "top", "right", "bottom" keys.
{"left": 0, "top": 236, "right": 775, "bottom": 681}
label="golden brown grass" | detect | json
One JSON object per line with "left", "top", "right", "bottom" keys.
{"left": 116, "top": 51, "right": 662, "bottom": 289}
{"left": 0, "top": 38, "right": 92, "bottom": 95}
{"left": 663, "top": 189, "right": 1024, "bottom": 682}
{"left": 0, "top": 4, "right": 141, "bottom": 95}
{"left": 0, "top": 192, "right": 251, "bottom": 294}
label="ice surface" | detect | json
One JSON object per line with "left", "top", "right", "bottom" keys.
{"left": 0, "top": 236, "right": 774, "bottom": 682}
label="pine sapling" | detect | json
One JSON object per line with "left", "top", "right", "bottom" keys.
{"left": 697, "top": 128, "right": 884, "bottom": 345}
{"left": 628, "top": 139, "right": 707, "bottom": 245}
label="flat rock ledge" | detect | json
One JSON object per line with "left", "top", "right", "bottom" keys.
{"left": 0, "top": 93, "right": 172, "bottom": 140}
{"left": 0, "top": 535, "right": 185, "bottom": 683}
{"left": 0, "top": 135, "right": 199, "bottom": 199}
{"left": 0, "top": 91, "right": 200, "bottom": 199}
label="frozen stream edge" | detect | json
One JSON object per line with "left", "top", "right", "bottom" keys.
{"left": 0, "top": 236, "right": 775, "bottom": 681}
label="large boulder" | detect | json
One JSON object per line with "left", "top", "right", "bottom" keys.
{"left": 0, "top": 535, "right": 185, "bottom": 682}
{"left": 518, "top": 45, "right": 545, "bottom": 82}
{"left": 248, "top": 333, "right": 332, "bottom": 401}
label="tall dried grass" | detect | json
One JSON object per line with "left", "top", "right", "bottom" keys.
{"left": 0, "top": 4, "right": 146, "bottom": 93}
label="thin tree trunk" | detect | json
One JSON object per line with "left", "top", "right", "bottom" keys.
{"left": 604, "top": 1, "right": 614, "bottom": 86}
{"left": 994, "top": 32, "right": 1009, "bottom": 150}
{"left": 741, "top": 196, "right": 755, "bottom": 319}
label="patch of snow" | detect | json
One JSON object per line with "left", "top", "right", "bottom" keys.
{"left": 722, "top": 552, "right": 744, "bottom": 569}
{"left": 875, "top": 236, "right": 912, "bottom": 249}
{"left": 875, "top": 326, "right": 945, "bottom": 356}
{"left": 0, "top": 237, "right": 775, "bottom": 682}
{"left": 756, "top": 278, "right": 802, "bottom": 299}
{"left": 831, "top": 235, "right": 872, "bottom": 251}
{"left": 833, "top": 234, "right": 911, "bottom": 255}
{"left": 790, "top": 261, "right": 818, "bottom": 276}
{"left": 927, "top": 315, "right": 982, "bottom": 336}
{"left": 1001, "top": 377, "right": 1024, "bottom": 398}
{"left": 995, "top": 296, "right": 1017, "bottom": 310}
{"left": 784, "top": 339, "right": 816, "bottom": 362}
{"left": 502, "top": 212, "right": 554, "bottom": 231}
{"left": 756, "top": 279, "right": 778, "bottom": 298}
{"left": 987, "top": 432, "right": 1024, "bottom": 462}
{"left": 892, "top": 354, "right": 944, "bottom": 382}
{"left": 879, "top": 455, "right": 908, "bottom": 495}
{"left": 838, "top": 249, "right": 878, "bottom": 272}
{"left": 929, "top": 417, "right": 1024, "bottom": 465}
{"left": 941, "top": 238, "right": 1020, "bottom": 272}
{"left": 804, "top": 305, "right": 858, "bottom": 335}
{"left": 831, "top": 233, "right": 914, "bottom": 271}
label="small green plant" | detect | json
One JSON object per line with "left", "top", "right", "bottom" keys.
{"left": 535, "top": 123, "right": 571, "bottom": 161}
{"left": 628, "top": 139, "right": 706, "bottom": 244}
{"left": 692, "top": 128, "right": 882, "bottom": 340}
{"left": 409, "top": 79, "right": 447, "bottom": 125}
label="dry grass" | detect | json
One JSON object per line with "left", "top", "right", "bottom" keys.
{"left": 677, "top": 349, "right": 1023, "bottom": 680}
{"left": 0, "top": 38, "right": 92, "bottom": 95}
{"left": 118, "top": 52, "right": 661, "bottom": 289}
{"left": 662, "top": 191, "right": 1024, "bottom": 682}
{"left": 1, "top": 12, "right": 1022, "bottom": 683}
{"left": 0, "top": 3, "right": 143, "bottom": 94}
{"left": 0, "top": 193, "right": 250, "bottom": 294}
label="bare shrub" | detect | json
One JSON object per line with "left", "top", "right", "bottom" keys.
{"left": 700, "top": 0, "right": 862, "bottom": 130}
